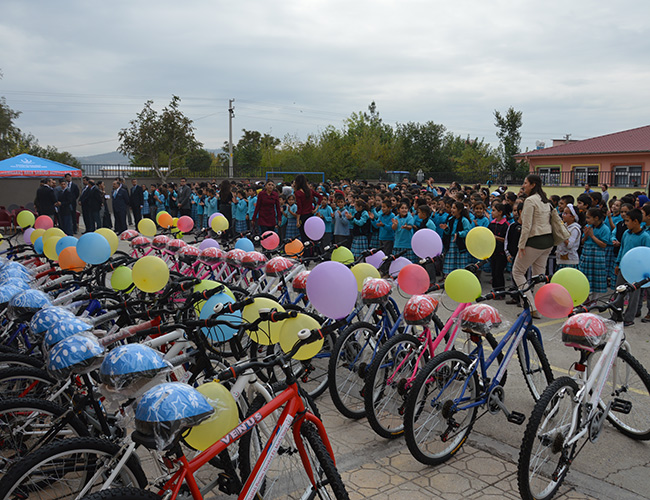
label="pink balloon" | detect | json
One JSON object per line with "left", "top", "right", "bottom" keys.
{"left": 34, "top": 215, "right": 54, "bottom": 230}
{"left": 365, "top": 250, "right": 386, "bottom": 269}
{"left": 261, "top": 231, "right": 280, "bottom": 250}
{"left": 412, "top": 229, "right": 443, "bottom": 259}
{"left": 534, "top": 283, "right": 573, "bottom": 318}
{"left": 398, "top": 264, "right": 430, "bottom": 295}
{"left": 389, "top": 257, "right": 412, "bottom": 277}
{"left": 306, "top": 261, "right": 357, "bottom": 319}
{"left": 177, "top": 215, "right": 194, "bottom": 233}
{"left": 304, "top": 216, "right": 325, "bottom": 241}
{"left": 199, "top": 238, "right": 220, "bottom": 251}
{"left": 23, "top": 228, "right": 35, "bottom": 245}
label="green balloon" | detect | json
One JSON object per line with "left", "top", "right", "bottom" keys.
{"left": 551, "top": 267, "right": 590, "bottom": 306}
{"left": 444, "top": 269, "right": 482, "bottom": 303}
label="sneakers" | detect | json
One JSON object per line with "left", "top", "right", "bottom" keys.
{"left": 641, "top": 315, "right": 650, "bottom": 324}
{"left": 531, "top": 311, "right": 542, "bottom": 319}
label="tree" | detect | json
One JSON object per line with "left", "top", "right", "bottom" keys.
{"left": 0, "top": 97, "right": 21, "bottom": 160}
{"left": 494, "top": 107, "right": 527, "bottom": 178}
{"left": 219, "top": 129, "right": 280, "bottom": 174}
{"left": 453, "top": 137, "right": 499, "bottom": 184}
{"left": 185, "top": 148, "right": 212, "bottom": 172}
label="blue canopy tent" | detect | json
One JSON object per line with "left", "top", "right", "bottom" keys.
{"left": 0, "top": 154, "right": 81, "bottom": 178}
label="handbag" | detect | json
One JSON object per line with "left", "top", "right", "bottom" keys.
{"left": 550, "top": 209, "right": 570, "bottom": 246}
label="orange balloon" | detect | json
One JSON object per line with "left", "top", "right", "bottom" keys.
{"left": 59, "top": 246, "right": 86, "bottom": 272}
{"left": 158, "top": 212, "right": 173, "bottom": 228}
{"left": 285, "top": 239, "right": 304, "bottom": 256}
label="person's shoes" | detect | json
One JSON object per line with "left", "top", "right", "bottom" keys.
{"left": 624, "top": 321, "right": 635, "bottom": 327}
{"left": 531, "top": 311, "right": 542, "bottom": 319}
{"left": 635, "top": 310, "right": 642, "bottom": 318}
{"left": 641, "top": 314, "right": 650, "bottom": 323}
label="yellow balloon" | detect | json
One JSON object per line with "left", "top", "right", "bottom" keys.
{"left": 444, "top": 269, "right": 482, "bottom": 303}
{"left": 30, "top": 228, "right": 45, "bottom": 244}
{"left": 95, "top": 228, "right": 119, "bottom": 255}
{"left": 111, "top": 266, "right": 133, "bottom": 291}
{"left": 183, "top": 381, "right": 239, "bottom": 451}
{"left": 279, "top": 313, "right": 323, "bottom": 360}
{"left": 242, "top": 297, "right": 285, "bottom": 345}
{"left": 138, "top": 218, "right": 157, "bottom": 237}
{"left": 193, "top": 280, "right": 235, "bottom": 314}
{"left": 43, "top": 227, "right": 65, "bottom": 241}
{"left": 332, "top": 246, "right": 354, "bottom": 265}
{"left": 132, "top": 256, "right": 170, "bottom": 293}
{"left": 351, "top": 263, "right": 381, "bottom": 292}
{"left": 17, "top": 210, "right": 35, "bottom": 228}
{"left": 466, "top": 226, "right": 496, "bottom": 260}
{"left": 44, "top": 236, "right": 61, "bottom": 261}
{"left": 172, "top": 217, "right": 179, "bottom": 227}
{"left": 211, "top": 215, "right": 229, "bottom": 233}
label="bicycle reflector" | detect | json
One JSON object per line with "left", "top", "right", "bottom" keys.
{"left": 292, "top": 270, "right": 310, "bottom": 292}
{"left": 460, "top": 304, "right": 503, "bottom": 336}
{"left": 561, "top": 313, "right": 608, "bottom": 351}
{"left": 120, "top": 229, "right": 139, "bottom": 241}
{"left": 265, "top": 256, "right": 296, "bottom": 277}
{"left": 361, "top": 278, "right": 392, "bottom": 305}
{"left": 46, "top": 333, "right": 105, "bottom": 379}
{"left": 241, "top": 251, "right": 268, "bottom": 270}
{"left": 404, "top": 295, "right": 439, "bottom": 325}
{"left": 7, "top": 289, "right": 52, "bottom": 320}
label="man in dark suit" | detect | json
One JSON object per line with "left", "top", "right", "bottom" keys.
{"left": 176, "top": 177, "right": 192, "bottom": 217}
{"left": 57, "top": 179, "right": 75, "bottom": 235}
{"left": 35, "top": 178, "right": 57, "bottom": 221}
{"left": 87, "top": 180, "right": 103, "bottom": 232}
{"left": 64, "top": 173, "right": 80, "bottom": 233}
{"left": 111, "top": 180, "right": 130, "bottom": 234}
{"left": 79, "top": 176, "right": 92, "bottom": 233}
{"left": 130, "top": 179, "right": 144, "bottom": 226}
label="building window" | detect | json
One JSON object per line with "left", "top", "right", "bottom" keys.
{"left": 538, "top": 167, "right": 561, "bottom": 186}
{"left": 613, "top": 165, "right": 642, "bottom": 187}
{"left": 573, "top": 166, "right": 598, "bottom": 187}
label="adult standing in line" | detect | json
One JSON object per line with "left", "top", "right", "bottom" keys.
{"left": 97, "top": 181, "right": 112, "bottom": 229}
{"left": 64, "top": 173, "right": 79, "bottom": 233}
{"left": 87, "top": 179, "right": 103, "bottom": 232}
{"left": 294, "top": 174, "right": 322, "bottom": 242}
{"left": 511, "top": 174, "right": 554, "bottom": 318}
{"left": 35, "top": 178, "right": 57, "bottom": 222}
{"left": 218, "top": 180, "right": 233, "bottom": 237}
{"left": 600, "top": 183, "right": 610, "bottom": 206}
{"left": 176, "top": 177, "right": 192, "bottom": 218}
{"left": 111, "top": 179, "right": 130, "bottom": 234}
{"left": 57, "top": 179, "right": 75, "bottom": 236}
{"left": 252, "top": 180, "right": 281, "bottom": 234}
{"left": 79, "top": 176, "right": 92, "bottom": 233}
{"left": 130, "top": 179, "right": 144, "bottom": 226}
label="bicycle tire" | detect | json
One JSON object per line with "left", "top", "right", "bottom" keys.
{"left": 0, "top": 366, "right": 57, "bottom": 400}
{"left": 404, "top": 350, "right": 479, "bottom": 465}
{"left": 586, "top": 347, "right": 650, "bottom": 440}
{"left": 0, "top": 352, "right": 43, "bottom": 369}
{"left": 328, "top": 321, "right": 383, "bottom": 419}
{"left": 0, "top": 436, "right": 146, "bottom": 500}
{"left": 518, "top": 327, "right": 554, "bottom": 400}
{"left": 75, "top": 486, "right": 159, "bottom": 500}
{"left": 518, "top": 376, "right": 580, "bottom": 500}
{"left": 364, "top": 332, "right": 425, "bottom": 439}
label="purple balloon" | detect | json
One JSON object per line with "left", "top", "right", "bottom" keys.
{"left": 23, "top": 228, "right": 35, "bottom": 245}
{"left": 365, "top": 250, "right": 386, "bottom": 269}
{"left": 389, "top": 257, "right": 412, "bottom": 277}
{"left": 208, "top": 213, "right": 224, "bottom": 227}
{"left": 306, "top": 261, "right": 357, "bottom": 319}
{"left": 304, "top": 216, "right": 325, "bottom": 241}
{"left": 411, "top": 229, "right": 443, "bottom": 259}
{"left": 199, "top": 238, "right": 220, "bottom": 251}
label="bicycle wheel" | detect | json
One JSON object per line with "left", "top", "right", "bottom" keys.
{"left": 75, "top": 486, "right": 159, "bottom": 500}
{"left": 0, "top": 352, "right": 43, "bottom": 369}
{"left": 364, "top": 332, "right": 426, "bottom": 439}
{"left": 404, "top": 350, "right": 479, "bottom": 465}
{"left": 518, "top": 376, "right": 580, "bottom": 500}
{"left": 0, "top": 366, "right": 57, "bottom": 400}
{"left": 518, "top": 327, "right": 554, "bottom": 400}
{"left": 328, "top": 321, "right": 382, "bottom": 419}
{"left": 586, "top": 347, "right": 650, "bottom": 440}
{"left": 0, "top": 437, "right": 146, "bottom": 500}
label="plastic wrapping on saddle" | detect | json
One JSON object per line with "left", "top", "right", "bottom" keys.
{"left": 46, "top": 332, "right": 105, "bottom": 380}
{"left": 560, "top": 313, "right": 611, "bottom": 352}
{"left": 460, "top": 304, "right": 503, "bottom": 336}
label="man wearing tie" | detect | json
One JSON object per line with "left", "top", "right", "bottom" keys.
{"left": 112, "top": 179, "right": 130, "bottom": 234}
{"left": 79, "top": 176, "right": 92, "bottom": 233}
{"left": 64, "top": 173, "right": 80, "bottom": 233}
{"left": 130, "top": 179, "right": 144, "bottom": 226}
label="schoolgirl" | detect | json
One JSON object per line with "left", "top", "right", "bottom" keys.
{"left": 579, "top": 207, "right": 611, "bottom": 297}
{"left": 441, "top": 201, "right": 472, "bottom": 275}
{"left": 373, "top": 199, "right": 396, "bottom": 256}
{"left": 556, "top": 204, "right": 583, "bottom": 269}
{"left": 284, "top": 194, "right": 299, "bottom": 240}
{"left": 391, "top": 201, "right": 417, "bottom": 262}
{"left": 488, "top": 203, "right": 509, "bottom": 293}
{"left": 316, "top": 196, "right": 334, "bottom": 247}
{"left": 232, "top": 190, "right": 249, "bottom": 235}
{"left": 348, "top": 199, "right": 371, "bottom": 259}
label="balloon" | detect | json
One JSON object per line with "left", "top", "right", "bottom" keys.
{"left": 551, "top": 268, "right": 590, "bottom": 306}
{"left": 138, "top": 218, "right": 157, "bottom": 237}
{"left": 285, "top": 239, "right": 304, "bottom": 256}
{"left": 331, "top": 246, "right": 354, "bottom": 265}
{"left": 132, "top": 256, "right": 170, "bottom": 293}
{"left": 156, "top": 210, "right": 170, "bottom": 224}
{"left": 17, "top": 210, "right": 35, "bottom": 228}
{"left": 193, "top": 280, "right": 235, "bottom": 315}
{"left": 389, "top": 257, "right": 411, "bottom": 277}
{"left": 183, "top": 381, "right": 238, "bottom": 451}
{"left": 43, "top": 227, "right": 65, "bottom": 241}
{"left": 172, "top": 217, "right": 179, "bottom": 227}
{"left": 23, "top": 228, "right": 35, "bottom": 245}
{"left": 34, "top": 236, "right": 44, "bottom": 255}
{"left": 59, "top": 246, "right": 85, "bottom": 272}
{"left": 306, "top": 261, "right": 357, "bottom": 319}
{"left": 44, "top": 236, "right": 61, "bottom": 261}
{"left": 55, "top": 236, "right": 77, "bottom": 256}
{"left": 398, "top": 264, "right": 430, "bottom": 295}
{"left": 34, "top": 215, "right": 54, "bottom": 230}
{"left": 76, "top": 232, "right": 111, "bottom": 265}
{"left": 199, "top": 238, "right": 220, "bottom": 251}
{"left": 111, "top": 266, "right": 133, "bottom": 291}
{"left": 242, "top": 297, "right": 286, "bottom": 345}
{"left": 261, "top": 231, "right": 279, "bottom": 250}
{"left": 279, "top": 313, "right": 324, "bottom": 360}
{"left": 365, "top": 250, "right": 386, "bottom": 269}
{"left": 351, "top": 263, "right": 381, "bottom": 292}
{"left": 304, "top": 216, "right": 325, "bottom": 241}
{"left": 466, "top": 226, "right": 496, "bottom": 260}
{"left": 411, "top": 229, "right": 443, "bottom": 259}
{"left": 535, "top": 283, "right": 573, "bottom": 318}
{"left": 95, "top": 228, "right": 119, "bottom": 255}
{"left": 177, "top": 215, "right": 194, "bottom": 233}
{"left": 30, "top": 228, "right": 45, "bottom": 244}
{"left": 199, "top": 292, "right": 241, "bottom": 343}
{"left": 208, "top": 213, "right": 219, "bottom": 227}
{"left": 444, "top": 269, "right": 482, "bottom": 303}
{"left": 211, "top": 215, "right": 229, "bottom": 232}
{"left": 620, "top": 246, "right": 650, "bottom": 288}
{"left": 158, "top": 212, "right": 173, "bottom": 229}
{"left": 235, "top": 238, "right": 254, "bottom": 252}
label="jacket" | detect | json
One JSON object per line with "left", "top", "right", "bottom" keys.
{"left": 555, "top": 222, "right": 581, "bottom": 265}
{"left": 518, "top": 193, "right": 552, "bottom": 250}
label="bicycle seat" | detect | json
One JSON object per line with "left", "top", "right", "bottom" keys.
{"left": 241, "top": 251, "right": 268, "bottom": 270}
{"left": 460, "top": 304, "right": 502, "bottom": 336}
{"left": 404, "top": 295, "right": 439, "bottom": 325}
{"left": 561, "top": 313, "right": 608, "bottom": 352}
{"left": 178, "top": 245, "right": 201, "bottom": 264}
{"left": 43, "top": 316, "right": 93, "bottom": 348}
{"left": 361, "top": 278, "right": 392, "bottom": 305}
{"left": 265, "top": 256, "right": 296, "bottom": 277}
{"left": 7, "top": 289, "right": 52, "bottom": 321}
{"left": 292, "top": 270, "right": 310, "bottom": 292}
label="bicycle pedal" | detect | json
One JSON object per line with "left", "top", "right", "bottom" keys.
{"left": 611, "top": 398, "right": 632, "bottom": 415}
{"left": 507, "top": 411, "right": 526, "bottom": 425}
{"left": 217, "top": 473, "right": 240, "bottom": 495}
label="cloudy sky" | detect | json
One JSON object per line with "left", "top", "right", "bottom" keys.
{"left": 1, "top": 0, "right": 649, "bottom": 159}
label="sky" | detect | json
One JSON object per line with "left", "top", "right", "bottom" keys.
{"left": 1, "top": 0, "right": 649, "bottom": 160}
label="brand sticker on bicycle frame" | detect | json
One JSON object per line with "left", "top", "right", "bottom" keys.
{"left": 220, "top": 412, "right": 262, "bottom": 445}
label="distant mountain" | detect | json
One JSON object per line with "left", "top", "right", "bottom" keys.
{"left": 77, "top": 151, "right": 130, "bottom": 165}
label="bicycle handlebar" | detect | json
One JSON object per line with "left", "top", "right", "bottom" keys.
{"left": 476, "top": 274, "right": 550, "bottom": 302}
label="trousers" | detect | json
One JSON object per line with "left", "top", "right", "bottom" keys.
{"left": 512, "top": 245, "right": 552, "bottom": 311}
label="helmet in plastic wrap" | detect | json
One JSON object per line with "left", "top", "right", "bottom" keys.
{"left": 100, "top": 344, "right": 173, "bottom": 395}
{"left": 361, "top": 278, "right": 392, "bottom": 305}
{"left": 8, "top": 289, "right": 52, "bottom": 321}
{"left": 292, "top": 270, "right": 310, "bottom": 292}
{"left": 166, "top": 239, "right": 187, "bottom": 255}
{"left": 120, "top": 229, "right": 139, "bottom": 241}
{"left": 460, "top": 304, "right": 503, "bottom": 336}
{"left": 46, "top": 333, "right": 105, "bottom": 379}
{"left": 179, "top": 245, "right": 201, "bottom": 264}
{"left": 0, "top": 266, "right": 32, "bottom": 284}
{"left": 43, "top": 317, "right": 93, "bottom": 347}
{"left": 241, "top": 251, "right": 268, "bottom": 270}
{"left": 0, "top": 284, "right": 25, "bottom": 308}
{"left": 404, "top": 295, "right": 439, "bottom": 325}
{"left": 264, "top": 256, "right": 295, "bottom": 277}
{"left": 561, "top": 313, "right": 608, "bottom": 351}
{"left": 130, "top": 236, "right": 151, "bottom": 250}
{"left": 151, "top": 235, "right": 170, "bottom": 250}
{"left": 199, "top": 247, "right": 224, "bottom": 266}
{"left": 225, "top": 249, "right": 246, "bottom": 266}
{"left": 135, "top": 382, "right": 214, "bottom": 450}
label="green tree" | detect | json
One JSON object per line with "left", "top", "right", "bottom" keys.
{"left": 494, "top": 107, "right": 527, "bottom": 178}
{"left": 453, "top": 137, "right": 499, "bottom": 183}
{"left": 0, "top": 97, "right": 22, "bottom": 160}
{"left": 185, "top": 148, "right": 212, "bottom": 172}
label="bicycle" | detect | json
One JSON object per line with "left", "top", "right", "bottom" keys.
{"left": 517, "top": 276, "right": 650, "bottom": 500}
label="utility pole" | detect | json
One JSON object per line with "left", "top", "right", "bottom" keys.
{"left": 228, "top": 99, "right": 235, "bottom": 178}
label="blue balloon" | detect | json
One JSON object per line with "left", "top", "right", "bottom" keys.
{"left": 34, "top": 236, "right": 44, "bottom": 255}
{"left": 200, "top": 292, "right": 242, "bottom": 343}
{"left": 76, "top": 233, "right": 111, "bottom": 265}
{"left": 235, "top": 237, "right": 255, "bottom": 252}
{"left": 55, "top": 236, "right": 78, "bottom": 256}
{"left": 620, "top": 246, "right": 650, "bottom": 288}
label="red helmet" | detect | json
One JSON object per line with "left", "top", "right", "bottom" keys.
{"left": 404, "top": 295, "right": 439, "bottom": 326}
{"left": 178, "top": 245, "right": 201, "bottom": 263}
{"left": 460, "top": 304, "right": 502, "bottom": 336}
{"left": 120, "top": 229, "right": 139, "bottom": 241}
{"left": 152, "top": 235, "right": 170, "bottom": 250}
{"left": 561, "top": 313, "right": 608, "bottom": 351}
{"left": 265, "top": 256, "right": 296, "bottom": 277}
{"left": 130, "top": 236, "right": 151, "bottom": 250}
{"left": 225, "top": 249, "right": 247, "bottom": 266}
{"left": 292, "top": 271, "right": 310, "bottom": 292}
{"left": 241, "top": 251, "right": 268, "bottom": 270}
{"left": 199, "top": 247, "right": 224, "bottom": 265}
{"left": 166, "top": 239, "right": 187, "bottom": 254}
{"left": 361, "top": 278, "right": 392, "bottom": 305}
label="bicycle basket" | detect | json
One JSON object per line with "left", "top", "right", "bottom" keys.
{"left": 292, "top": 270, "right": 310, "bottom": 292}
{"left": 461, "top": 304, "right": 502, "bottom": 336}
{"left": 561, "top": 313, "right": 608, "bottom": 351}
{"left": 241, "top": 251, "right": 268, "bottom": 270}
{"left": 265, "top": 256, "right": 296, "bottom": 277}
{"left": 404, "top": 295, "right": 439, "bottom": 326}
{"left": 46, "top": 332, "right": 105, "bottom": 379}
{"left": 361, "top": 278, "right": 392, "bottom": 305}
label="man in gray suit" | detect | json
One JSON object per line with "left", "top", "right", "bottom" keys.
{"left": 176, "top": 177, "right": 192, "bottom": 218}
